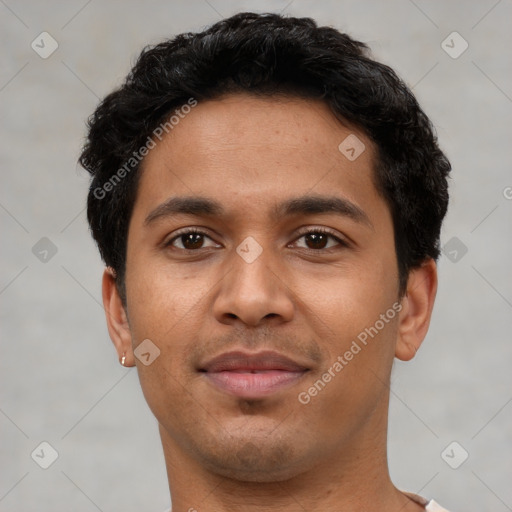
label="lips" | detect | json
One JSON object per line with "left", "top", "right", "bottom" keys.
{"left": 199, "top": 350, "right": 309, "bottom": 399}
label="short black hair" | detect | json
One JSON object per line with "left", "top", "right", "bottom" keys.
{"left": 79, "top": 11, "right": 450, "bottom": 301}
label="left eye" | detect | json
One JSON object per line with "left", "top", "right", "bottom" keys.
{"left": 292, "top": 230, "right": 345, "bottom": 250}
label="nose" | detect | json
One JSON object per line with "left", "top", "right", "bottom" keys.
{"left": 212, "top": 242, "right": 295, "bottom": 328}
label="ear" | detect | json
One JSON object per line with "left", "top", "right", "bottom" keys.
{"left": 395, "top": 258, "right": 438, "bottom": 361}
{"left": 102, "top": 267, "right": 135, "bottom": 366}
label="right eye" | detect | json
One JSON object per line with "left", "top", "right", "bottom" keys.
{"left": 165, "top": 229, "right": 220, "bottom": 251}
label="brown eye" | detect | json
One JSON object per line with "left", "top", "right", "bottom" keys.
{"left": 304, "top": 232, "right": 329, "bottom": 249}
{"left": 293, "top": 229, "right": 346, "bottom": 251}
{"left": 179, "top": 233, "right": 205, "bottom": 250}
{"left": 167, "top": 230, "right": 219, "bottom": 251}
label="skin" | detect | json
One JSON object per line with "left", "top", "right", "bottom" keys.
{"left": 102, "top": 94, "right": 437, "bottom": 512}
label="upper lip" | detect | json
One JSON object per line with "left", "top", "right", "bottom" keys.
{"left": 199, "top": 350, "right": 309, "bottom": 373}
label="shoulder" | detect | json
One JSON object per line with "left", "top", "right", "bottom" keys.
{"left": 426, "top": 499, "right": 452, "bottom": 512}
{"left": 401, "top": 490, "right": 452, "bottom": 511}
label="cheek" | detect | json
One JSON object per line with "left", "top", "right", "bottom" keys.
{"left": 124, "top": 261, "right": 209, "bottom": 424}
{"left": 298, "top": 253, "right": 396, "bottom": 334}
{"left": 310, "top": 287, "right": 399, "bottom": 367}
{"left": 124, "top": 256, "right": 209, "bottom": 341}
{"left": 294, "top": 255, "right": 400, "bottom": 417}
{"left": 135, "top": 362, "right": 205, "bottom": 441}
{"left": 300, "top": 286, "right": 399, "bottom": 435}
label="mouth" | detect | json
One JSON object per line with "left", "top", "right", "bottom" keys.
{"left": 199, "top": 350, "right": 310, "bottom": 399}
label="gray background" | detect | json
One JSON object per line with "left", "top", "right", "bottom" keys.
{"left": 1, "top": 0, "right": 511, "bottom": 511}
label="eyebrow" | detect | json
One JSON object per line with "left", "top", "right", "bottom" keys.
{"left": 144, "top": 195, "right": 373, "bottom": 229}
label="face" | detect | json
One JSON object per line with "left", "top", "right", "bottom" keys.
{"left": 122, "top": 94, "right": 402, "bottom": 482}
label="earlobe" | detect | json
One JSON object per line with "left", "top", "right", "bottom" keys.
{"left": 102, "top": 267, "right": 135, "bottom": 367}
{"left": 395, "top": 259, "right": 438, "bottom": 361}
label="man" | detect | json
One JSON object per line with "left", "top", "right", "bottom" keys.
{"left": 80, "top": 12, "right": 452, "bottom": 512}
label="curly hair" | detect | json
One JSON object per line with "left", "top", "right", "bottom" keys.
{"left": 79, "top": 11, "right": 450, "bottom": 301}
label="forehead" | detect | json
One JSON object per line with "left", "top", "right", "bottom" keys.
{"left": 131, "top": 93, "right": 386, "bottom": 225}
{"left": 148, "top": 93, "right": 369, "bottom": 164}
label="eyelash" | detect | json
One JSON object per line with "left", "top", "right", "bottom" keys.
{"left": 165, "top": 227, "right": 349, "bottom": 252}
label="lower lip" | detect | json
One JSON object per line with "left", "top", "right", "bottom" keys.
{"left": 203, "top": 370, "right": 307, "bottom": 399}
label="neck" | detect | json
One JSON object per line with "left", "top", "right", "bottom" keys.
{"left": 159, "top": 398, "right": 422, "bottom": 512}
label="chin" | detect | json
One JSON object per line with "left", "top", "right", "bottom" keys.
{"left": 195, "top": 430, "right": 310, "bottom": 483}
